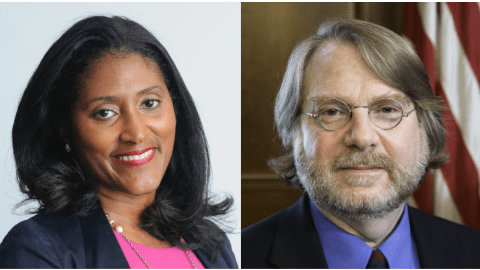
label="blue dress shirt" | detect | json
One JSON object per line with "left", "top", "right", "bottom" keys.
{"left": 310, "top": 199, "right": 420, "bottom": 269}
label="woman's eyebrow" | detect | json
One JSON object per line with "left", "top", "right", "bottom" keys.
{"left": 82, "top": 85, "right": 165, "bottom": 110}
{"left": 82, "top": 96, "right": 116, "bottom": 110}
{"left": 137, "top": 85, "right": 165, "bottom": 95}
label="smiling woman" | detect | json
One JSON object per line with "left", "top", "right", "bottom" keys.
{"left": 0, "top": 16, "right": 237, "bottom": 269}
{"left": 72, "top": 53, "right": 176, "bottom": 199}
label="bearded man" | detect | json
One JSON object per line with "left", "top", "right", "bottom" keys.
{"left": 241, "top": 18, "right": 480, "bottom": 269}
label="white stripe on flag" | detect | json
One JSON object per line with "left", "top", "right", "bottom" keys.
{"left": 438, "top": 3, "right": 480, "bottom": 176}
{"left": 417, "top": 2, "right": 437, "bottom": 47}
{"left": 432, "top": 169, "right": 464, "bottom": 224}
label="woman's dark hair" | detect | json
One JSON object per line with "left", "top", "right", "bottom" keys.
{"left": 12, "top": 15, "right": 232, "bottom": 262}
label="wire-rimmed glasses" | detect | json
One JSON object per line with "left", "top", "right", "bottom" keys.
{"left": 303, "top": 98, "right": 415, "bottom": 131}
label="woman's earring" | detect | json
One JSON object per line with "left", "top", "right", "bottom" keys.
{"left": 65, "top": 143, "right": 71, "bottom": 153}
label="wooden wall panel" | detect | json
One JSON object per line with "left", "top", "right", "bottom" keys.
{"left": 241, "top": 2, "right": 351, "bottom": 175}
{"left": 242, "top": 179, "right": 304, "bottom": 229}
{"left": 356, "top": 2, "right": 405, "bottom": 35}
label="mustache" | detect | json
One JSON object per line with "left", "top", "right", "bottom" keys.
{"left": 331, "top": 151, "right": 396, "bottom": 173}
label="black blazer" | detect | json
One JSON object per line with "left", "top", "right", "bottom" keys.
{"left": 242, "top": 194, "right": 480, "bottom": 268}
{"left": 0, "top": 206, "right": 238, "bottom": 268}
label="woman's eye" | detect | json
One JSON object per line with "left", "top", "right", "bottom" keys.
{"left": 94, "top": 109, "right": 116, "bottom": 119}
{"left": 143, "top": 99, "right": 160, "bottom": 109}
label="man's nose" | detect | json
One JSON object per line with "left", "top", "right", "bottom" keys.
{"left": 343, "top": 108, "right": 380, "bottom": 151}
{"left": 119, "top": 110, "right": 148, "bottom": 144}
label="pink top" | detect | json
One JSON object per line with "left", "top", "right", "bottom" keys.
{"left": 113, "top": 229, "right": 205, "bottom": 269}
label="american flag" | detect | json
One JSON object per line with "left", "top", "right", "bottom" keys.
{"left": 403, "top": 3, "right": 480, "bottom": 230}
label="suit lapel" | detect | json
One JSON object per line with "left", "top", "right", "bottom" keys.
{"left": 266, "top": 200, "right": 460, "bottom": 268}
{"left": 408, "top": 206, "right": 452, "bottom": 269}
{"left": 269, "top": 194, "right": 329, "bottom": 268}
{"left": 80, "top": 206, "right": 130, "bottom": 269}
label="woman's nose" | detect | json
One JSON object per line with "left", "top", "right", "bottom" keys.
{"left": 119, "top": 111, "right": 148, "bottom": 144}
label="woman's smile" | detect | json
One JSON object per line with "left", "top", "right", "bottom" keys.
{"left": 113, "top": 147, "right": 157, "bottom": 167}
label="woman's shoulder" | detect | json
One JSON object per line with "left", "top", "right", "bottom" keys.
{"left": 189, "top": 232, "right": 238, "bottom": 269}
{"left": 219, "top": 233, "right": 238, "bottom": 269}
{"left": 0, "top": 212, "right": 85, "bottom": 268}
{"left": 4, "top": 212, "right": 83, "bottom": 245}
{"left": 17, "top": 211, "right": 80, "bottom": 230}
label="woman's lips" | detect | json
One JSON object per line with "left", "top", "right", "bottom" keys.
{"left": 116, "top": 147, "right": 155, "bottom": 156}
{"left": 113, "top": 148, "right": 156, "bottom": 167}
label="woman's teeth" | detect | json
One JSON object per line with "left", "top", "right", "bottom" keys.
{"left": 117, "top": 149, "right": 153, "bottom": 161}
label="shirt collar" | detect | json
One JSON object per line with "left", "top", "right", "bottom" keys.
{"left": 309, "top": 199, "right": 420, "bottom": 269}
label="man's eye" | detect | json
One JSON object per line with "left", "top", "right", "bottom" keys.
{"left": 381, "top": 107, "right": 396, "bottom": 113}
{"left": 143, "top": 99, "right": 160, "bottom": 109}
{"left": 325, "top": 109, "right": 340, "bottom": 115}
{"left": 319, "top": 106, "right": 347, "bottom": 116}
{"left": 94, "top": 109, "right": 116, "bottom": 119}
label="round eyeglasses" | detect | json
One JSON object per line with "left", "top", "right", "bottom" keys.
{"left": 303, "top": 98, "right": 415, "bottom": 131}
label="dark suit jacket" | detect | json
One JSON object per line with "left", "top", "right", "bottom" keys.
{"left": 242, "top": 194, "right": 480, "bottom": 268}
{"left": 0, "top": 206, "right": 238, "bottom": 268}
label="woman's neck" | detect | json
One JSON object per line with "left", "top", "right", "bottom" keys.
{"left": 97, "top": 188, "right": 154, "bottom": 227}
{"left": 98, "top": 188, "right": 172, "bottom": 249}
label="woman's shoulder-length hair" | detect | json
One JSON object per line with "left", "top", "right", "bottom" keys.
{"left": 12, "top": 15, "right": 232, "bottom": 262}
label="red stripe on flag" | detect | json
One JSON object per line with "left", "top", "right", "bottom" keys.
{"left": 447, "top": 3, "right": 480, "bottom": 92}
{"left": 403, "top": 3, "right": 436, "bottom": 92}
{"left": 403, "top": 3, "right": 435, "bottom": 92}
{"left": 436, "top": 81, "right": 480, "bottom": 229}
{"left": 403, "top": 3, "right": 480, "bottom": 229}
{"left": 413, "top": 172, "right": 434, "bottom": 215}
{"left": 403, "top": 3, "right": 436, "bottom": 214}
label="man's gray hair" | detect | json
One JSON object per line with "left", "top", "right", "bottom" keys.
{"left": 268, "top": 18, "right": 448, "bottom": 189}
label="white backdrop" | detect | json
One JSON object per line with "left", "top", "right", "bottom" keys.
{"left": 0, "top": 2, "right": 241, "bottom": 265}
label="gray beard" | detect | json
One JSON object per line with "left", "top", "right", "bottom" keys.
{"left": 294, "top": 133, "right": 429, "bottom": 220}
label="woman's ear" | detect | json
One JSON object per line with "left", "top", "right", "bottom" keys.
{"left": 59, "top": 127, "right": 69, "bottom": 144}
{"left": 59, "top": 127, "right": 73, "bottom": 153}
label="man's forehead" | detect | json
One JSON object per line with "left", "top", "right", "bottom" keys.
{"left": 303, "top": 43, "right": 373, "bottom": 91}
{"left": 303, "top": 42, "right": 412, "bottom": 107}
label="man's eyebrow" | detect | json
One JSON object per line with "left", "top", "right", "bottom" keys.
{"left": 375, "top": 93, "right": 411, "bottom": 103}
{"left": 307, "top": 93, "right": 411, "bottom": 105}
{"left": 307, "top": 95, "right": 337, "bottom": 103}
{"left": 82, "top": 85, "right": 165, "bottom": 110}
{"left": 374, "top": 93, "right": 413, "bottom": 108}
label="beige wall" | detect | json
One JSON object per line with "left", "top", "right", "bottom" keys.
{"left": 241, "top": 2, "right": 405, "bottom": 229}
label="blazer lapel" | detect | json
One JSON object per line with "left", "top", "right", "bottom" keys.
{"left": 193, "top": 247, "right": 229, "bottom": 269}
{"left": 80, "top": 206, "right": 130, "bottom": 269}
{"left": 269, "top": 194, "right": 329, "bottom": 268}
{"left": 408, "top": 206, "right": 452, "bottom": 269}
{"left": 79, "top": 206, "right": 234, "bottom": 269}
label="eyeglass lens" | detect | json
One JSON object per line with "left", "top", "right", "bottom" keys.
{"left": 316, "top": 99, "right": 404, "bottom": 131}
